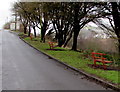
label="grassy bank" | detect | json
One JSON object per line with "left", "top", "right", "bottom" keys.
{"left": 23, "top": 37, "right": 119, "bottom": 86}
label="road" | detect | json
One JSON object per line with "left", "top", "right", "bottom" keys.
{"left": 2, "top": 30, "right": 110, "bottom": 90}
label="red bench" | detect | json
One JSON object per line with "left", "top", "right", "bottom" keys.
{"left": 91, "top": 52, "right": 113, "bottom": 69}
{"left": 48, "top": 42, "right": 58, "bottom": 49}
{"left": 30, "top": 33, "right": 33, "bottom": 40}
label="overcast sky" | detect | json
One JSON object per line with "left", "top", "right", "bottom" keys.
{"left": 0, "top": 0, "right": 17, "bottom": 29}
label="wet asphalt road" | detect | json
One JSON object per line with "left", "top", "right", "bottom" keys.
{"left": 2, "top": 30, "right": 109, "bottom": 90}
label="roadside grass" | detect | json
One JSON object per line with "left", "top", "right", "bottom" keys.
{"left": 24, "top": 37, "right": 120, "bottom": 86}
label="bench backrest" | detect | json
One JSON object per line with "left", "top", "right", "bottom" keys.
{"left": 48, "top": 42, "right": 54, "bottom": 47}
{"left": 91, "top": 52, "right": 106, "bottom": 59}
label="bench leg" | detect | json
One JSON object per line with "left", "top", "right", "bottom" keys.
{"left": 30, "top": 36, "right": 32, "bottom": 40}
{"left": 50, "top": 46, "right": 54, "bottom": 49}
{"left": 103, "top": 63, "right": 107, "bottom": 70}
{"left": 94, "top": 60, "right": 97, "bottom": 66}
{"left": 50, "top": 46, "right": 52, "bottom": 49}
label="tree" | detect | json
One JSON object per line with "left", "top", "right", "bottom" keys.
{"left": 13, "top": 2, "right": 41, "bottom": 37}
{"left": 42, "top": 3, "right": 77, "bottom": 47}
{"left": 13, "top": 2, "right": 29, "bottom": 34}
{"left": 93, "top": 2, "right": 120, "bottom": 54}
{"left": 70, "top": 2, "right": 110, "bottom": 51}
{"left": 38, "top": 2, "right": 111, "bottom": 49}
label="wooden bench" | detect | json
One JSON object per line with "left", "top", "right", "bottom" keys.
{"left": 48, "top": 42, "right": 58, "bottom": 49}
{"left": 91, "top": 52, "right": 113, "bottom": 69}
{"left": 30, "top": 33, "right": 33, "bottom": 40}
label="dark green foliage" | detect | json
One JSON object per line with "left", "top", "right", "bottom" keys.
{"left": 18, "top": 32, "right": 28, "bottom": 38}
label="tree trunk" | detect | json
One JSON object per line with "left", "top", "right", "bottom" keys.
{"left": 40, "top": 27, "right": 46, "bottom": 43}
{"left": 24, "top": 26, "right": 27, "bottom": 34}
{"left": 63, "top": 31, "right": 73, "bottom": 48}
{"left": 41, "top": 21, "right": 47, "bottom": 43}
{"left": 33, "top": 26, "right": 36, "bottom": 38}
{"left": 118, "top": 39, "right": 120, "bottom": 55}
{"left": 28, "top": 26, "right": 31, "bottom": 37}
{"left": 41, "top": 32, "right": 46, "bottom": 43}
{"left": 58, "top": 32, "right": 64, "bottom": 47}
{"left": 71, "top": 3, "right": 80, "bottom": 51}
{"left": 111, "top": 2, "right": 120, "bottom": 55}
{"left": 58, "top": 39, "right": 63, "bottom": 47}
{"left": 71, "top": 31, "right": 79, "bottom": 51}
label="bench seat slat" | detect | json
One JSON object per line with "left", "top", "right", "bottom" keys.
{"left": 95, "top": 59, "right": 112, "bottom": 63}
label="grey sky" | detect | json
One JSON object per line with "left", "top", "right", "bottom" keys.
{"left": 0, "top": 0, "right": 16, "bottom": 29}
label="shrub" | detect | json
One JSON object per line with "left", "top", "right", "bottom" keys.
{"left": 18, "top": 33, "right": 28, "bottom": 38}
